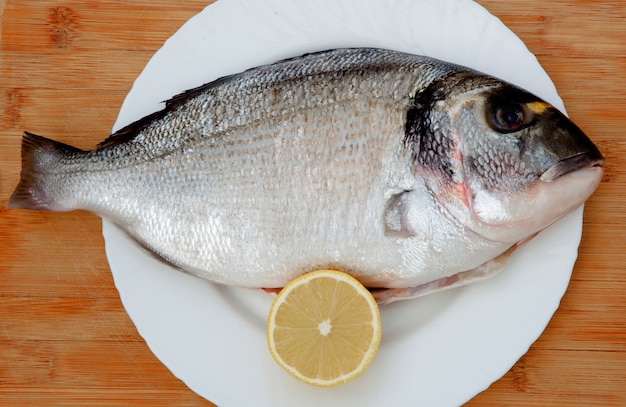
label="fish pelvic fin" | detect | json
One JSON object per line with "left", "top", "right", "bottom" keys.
{"left": 8, "top": 132, "right": 83, "bottom": 211}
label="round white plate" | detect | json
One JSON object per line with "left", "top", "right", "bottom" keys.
{"left": 103, "top": 0, "right": 582, "bottom": 406}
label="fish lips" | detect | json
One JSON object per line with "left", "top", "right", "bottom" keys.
{"left": 540, "top": 151, "right": 604, "bottom": 182}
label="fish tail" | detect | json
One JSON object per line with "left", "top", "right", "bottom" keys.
{"left": 8, "top": 132, "right": 83, "bottom": 211}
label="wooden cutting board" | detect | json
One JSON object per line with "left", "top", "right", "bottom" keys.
{"left": 1, "top": 1, "right": 624, "bottom": 405}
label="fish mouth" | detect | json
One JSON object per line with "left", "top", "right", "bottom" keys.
{"left": 540, "top": 152, "right": 604, "bottom": 182}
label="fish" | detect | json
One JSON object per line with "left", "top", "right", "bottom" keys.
{"left": 8, "top": 48, "right": 603, "bottom": 304}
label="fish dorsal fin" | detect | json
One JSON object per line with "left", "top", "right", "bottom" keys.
{"left": 97, "top": 73, "right": 241, "bottom": 150}
{"left": 97, "top": 109, "right": 166, "bottom": 149}
{"left": 95, "top": 50, "right": 353, "bottom": 150}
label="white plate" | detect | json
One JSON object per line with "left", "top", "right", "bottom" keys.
{"left": 103, "top": 0, "right": 582, "bottom": 406}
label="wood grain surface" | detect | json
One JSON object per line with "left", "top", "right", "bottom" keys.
{"left": 1, "top": 1, "right": 624, "bottom": 405}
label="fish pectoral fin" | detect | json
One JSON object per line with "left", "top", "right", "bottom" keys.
{"left": 383, "top": 189, "right": 419, "bottom": 238}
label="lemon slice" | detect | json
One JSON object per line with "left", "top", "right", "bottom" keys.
{"left": 266, "top": 270, "right": 382, "bottom": 387}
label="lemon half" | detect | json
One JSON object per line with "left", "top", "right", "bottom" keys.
{"left": 266, "top": 270, "right": 382, "bottom": 387}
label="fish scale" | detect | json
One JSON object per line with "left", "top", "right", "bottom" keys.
{"left": 8, "top": 48, "right": 602, "bottom": 303}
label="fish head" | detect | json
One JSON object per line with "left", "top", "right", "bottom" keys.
{"left": 407, "top": 73, "right": 604, "bottom": 243}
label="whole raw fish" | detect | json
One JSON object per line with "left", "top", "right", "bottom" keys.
{"left": 9, "top": 48, "right": 603, "bottom": 303}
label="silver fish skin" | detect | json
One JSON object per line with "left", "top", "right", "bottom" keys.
{"left": 9, "top": 48, "right": 603, "bottom": 303}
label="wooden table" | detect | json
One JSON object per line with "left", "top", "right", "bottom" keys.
{"left": 1, "top": 1, "right": 624, "bottom": 405}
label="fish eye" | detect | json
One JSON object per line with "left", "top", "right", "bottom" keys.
{"left": 489, "top": 102, "right": 527, "bottom": 133}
